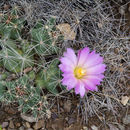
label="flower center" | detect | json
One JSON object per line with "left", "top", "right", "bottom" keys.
{"left": 74, "top": 67, "right": 86, "bottom": 79}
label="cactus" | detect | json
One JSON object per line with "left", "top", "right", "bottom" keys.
{"left": 0, "top": 5, "right": 63, "bottom": 118}
{"left": 0, "top": 42, "right": 34, "bottom": 73}
{"left": 28, "top": 70, "right": 35, "bottom": 80}
{"left": 30, "top": 18, "right": 62, "bottom": 56}
{"left": 0, "top": 81, "right": 16, "bottom": 103}
{"left": 0, "top": 5, "right": 34, "bottom": 73}
{"left": 0, "top": 74, "right": 47, "bottom": 117}
{"left": 0, "top": 72, "right": 9, "bottom": 80}
{"left": 36, "top": 59, "right": 61, "bottom": 94}
{"left": 0, "top": 11, "right": 24, "bottom": 40}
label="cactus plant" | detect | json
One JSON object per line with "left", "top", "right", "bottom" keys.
{"left": 30, "top": 18, "right": 62, "bottom": 56}
{"left": 36, "top": 59, "right": 61, "bottom": 94}
{"left": 0, "top": 5, "right": 64, "bottom": 118}
{"left": 0, "top": 43, "right": 34, "bottom": 73}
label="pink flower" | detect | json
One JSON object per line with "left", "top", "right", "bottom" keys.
{"left": 59, "top": 47, "right": 106, "bottom": 97}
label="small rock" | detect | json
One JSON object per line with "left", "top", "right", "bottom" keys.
{"left": 64, "top": 100, "right": 72, "bottom": 112}
{"left": 51, "top": 119, "right": 64, "bottom": 130}
{"left": 91, "top": 125, "right": 98, "bottom": 130}
{"left": 33, "top": 119, "right": 45, "bottom": 130}
{"left": 15, "top": 122, "right": 21, "bottom": 128}
{"left": 21, "top": 114, "right": 37, "bottom": 123}
{"left": 123, "top": 115, "right": 130, "bottom": 125}
{"left": 8, "top": 128, "right": 17, "bottom": 130}
{"left": 19, "top": 126, "right": 25, "bottom": 130}
{"left": 9, "top": 120, "right": 15, "bottom": 129}
{"left": 7, "top": 117, "right": 13, "bottom": 121}
{"left": 27, "top": 128, "right": 33, "bottom": 130}
{"left": 2, "top": 122, "right": 9, "bottom": 128}
{"left": 83, "top": 126, "right": 88, "bottom": 130}
{"left": 121, "top": 96, "right": 129, "bottom": 106}
{"left": 68, "top": 117, "right": 75, "bottom": 125}
{"left": 51, "top": 113, "right": 58, "bottom": 120}
{"left": 25, "top": 122, "right": 30, "bottom": 128}
{"left": 7, "top": 128, "right": 13, "bottom": 130}
{"left": 5, "top": 107, "right": 17, "bottom": 114}
{"left": 46, "top": 110, "right": 51, "bottom": 119}
{"left": 65, "top": 117, "right": 68, "bottom": 121}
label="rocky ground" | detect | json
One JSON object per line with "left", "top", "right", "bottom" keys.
{"left": 0, "top": 102, "right": 130, "bottom": 130}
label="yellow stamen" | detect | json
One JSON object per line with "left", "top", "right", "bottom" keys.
{"left": 74, "top": 67, "right": 86, "bottom": 79}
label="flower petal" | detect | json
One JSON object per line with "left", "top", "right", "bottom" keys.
{"left": 87, "top": 64, "right": 106, "bottom": 75}
{"left": 80, "top": 84, "right": 86, "bottom": 97}
{"left": 59, "top": 64, "right": 73, "bottom": 73}
{"left": 77, "top": 47, "right": 90, "bottom": 66}
{"left": 62, "top": 76, "right": 77, "bottom": 90}
{"left": 60, "top": 57, "right": 75, "bottom": 68}
{"left": 75, "top": 81, "right": 86, "bottom": 97}
{"left": 83, "top": 53, "right": 103, "bottom": 68}
{"left": 62, "top": 72, "right": 74, "bottom": 78}
{"left": 63, "top": 48, "right": 77, "bottom": 65}
{"left": 82, "top": 79, "right": 98, "bottom": 91}
{"left": 84, "top": 74, "right": 104, "bottom": 85}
